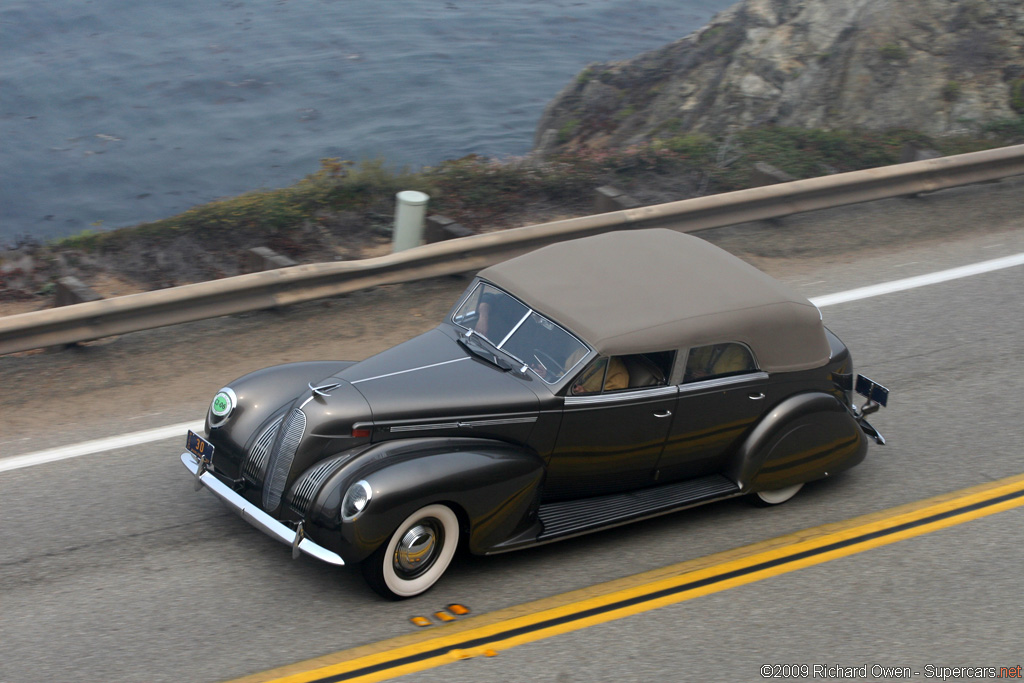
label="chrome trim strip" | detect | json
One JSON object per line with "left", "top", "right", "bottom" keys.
{"left": 387, "top": 415, "right": 538, "bottom": 433}
{"left": 460, "top": 416, "right": 537, "bottom": 427}
{"left": 389, "top": 422, "right": 461, "bottom": 433}
{"left": 678, "top": 372, "right": 770, "bottom": 394}
{"left": 564, "top": 384, "right": 679, "bottom": 406}
{"left": 350, "top": 357, "right": 469, "bottom": 384}
{"left": 181, "top": 452, "right": 345, "bottom": 566}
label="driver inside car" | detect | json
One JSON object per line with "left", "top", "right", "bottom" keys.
{"left": 567, "top": 354, "right": 629, "bottom": 394}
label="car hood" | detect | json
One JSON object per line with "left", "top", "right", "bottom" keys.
{"left": 332, "top": 327, "right": 543, "bottom": 427}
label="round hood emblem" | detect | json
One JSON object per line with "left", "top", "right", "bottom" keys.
{"left": 211, "top": 388, "right": 237, "bottom": 420}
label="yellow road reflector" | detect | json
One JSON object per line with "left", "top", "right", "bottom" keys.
{"left": 227, "top": 473, "right": 1024, "bottom": 683}
{"left": 447, "top": 604, "right": 471, "bottom": 616}
{"left": 433, "top": 612, "right": 456, "bottom": 622}
{"left": 409, "top": 617, "right": 432, "bottom": 628}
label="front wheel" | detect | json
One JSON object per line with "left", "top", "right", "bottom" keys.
{"left": 750, "top": 483, "right": 803, "bottom": 507}
{"left": 362, "top": 504, "right": 460, "bottom": 599}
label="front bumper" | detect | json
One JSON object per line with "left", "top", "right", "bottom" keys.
{"left": 180, "top": 452, "right": 345, "bottom": 566}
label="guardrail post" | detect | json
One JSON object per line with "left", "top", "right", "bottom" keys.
{"left": 901, "top": 143, "right": 941, "bottom": 163}
{"left": 595, "top": 186, "right": 640, "bottom": 213}
{"left": 425, "top": 215, "right": 473, "bottom": 243}
{"left": 244, "top": 247, "right": 299, "bottom": 273}
{"left": 393, "top": 191, "right": 430, "bottom": 252}
{"left": 749, "top": 162, "right": 796, "bottom": 187}
{"left": 54, "top": 276, "right": 102, "bottom": 307}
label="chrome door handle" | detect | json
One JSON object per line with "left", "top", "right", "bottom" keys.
{"left": 748, "top": 392, "right": 765, "bottom": 400}
{"left": 653, "top": 410, "right": 673, "bottom": 418}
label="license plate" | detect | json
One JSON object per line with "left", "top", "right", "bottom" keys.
{"left": 855, "top": 375, "right": 889, "bottom": 407}
{"left": 186, "top": 430, "right": 214, "bottom": 460}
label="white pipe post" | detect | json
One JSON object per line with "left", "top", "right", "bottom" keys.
{"left": 393, "top": 190, "right": 430, "bottom": 252}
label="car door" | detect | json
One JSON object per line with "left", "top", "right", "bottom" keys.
{"left": 543, "top": 355, "right": 677, "bottom": 501}
{"left": 654, "top": 342, "right": 774, "bottom": 482}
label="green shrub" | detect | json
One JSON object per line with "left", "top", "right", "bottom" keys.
{"left": 1010, "top": 79, "right": 1024, "bottom": 113}
{"left": 879, "top": 44, "right": 907, "bottom": 61}
{"left": 657, "top": 133, "right": 714, "bottom": 161}
{"left": 983, "top": 115, "right": 1024, "bottom": 141}
{"left": 557, "top": 119, "right": 581, "bottom": 144}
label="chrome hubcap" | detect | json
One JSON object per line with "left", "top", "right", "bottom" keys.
{"left": 394, "top": 521, "right": 440, "bottom": 577}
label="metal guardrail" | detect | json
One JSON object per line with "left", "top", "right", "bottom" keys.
{"left": 2, "top": 144, "right": 1023, "bottom": 355}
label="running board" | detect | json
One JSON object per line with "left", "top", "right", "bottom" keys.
{"left": 537, "top": 474, "right": 741, "bottom": 541}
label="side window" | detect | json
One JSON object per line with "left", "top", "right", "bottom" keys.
{"left": 571, "top": 352, "right": 674, "bottom": 395}
{"left": 684, "top": 343, "right": 757, "bottom": 383}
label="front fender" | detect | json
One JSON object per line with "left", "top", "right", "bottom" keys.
{"left": 727, "top": 392, "right": 867, "bottom": 491}
{"left": 207, "top": 361, "right": 355, "bottom": 448}
{"left": 312, "top": 438, "right": 545, "bottom": 562}
{"left": 204, "top": 361, "right": 358, "bottom": 484}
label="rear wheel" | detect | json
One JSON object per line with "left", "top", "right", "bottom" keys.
{"left": 362, "top": 504, "right": 460, "bottom": 599}
{"left": 751, "top": 483, "right": 803, "bottom": 507}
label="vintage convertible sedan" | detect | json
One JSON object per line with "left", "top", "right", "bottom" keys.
{"left": 181, "top": 228, "right": 887, "bottom": 598}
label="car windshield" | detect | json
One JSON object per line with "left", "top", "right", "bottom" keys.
{"left": 453, "top": 282, "right": 589, "bottom": 383}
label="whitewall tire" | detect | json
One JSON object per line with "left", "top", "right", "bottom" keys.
{"left": 363, "top": 504, "right": 460, "bottom": 599}
{"left": 751, "top": 483, "right": 803, "bottom": 507}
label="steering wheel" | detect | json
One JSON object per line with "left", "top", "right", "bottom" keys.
{"left": 532, "top": 351, "right": 564, "bottom": 379}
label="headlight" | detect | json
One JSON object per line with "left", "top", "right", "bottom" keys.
{"left": 341, "top": 480, "right": 372, "bottom": 522}
{"left": 209, "top": 387, "right": 237, "bottom": 427}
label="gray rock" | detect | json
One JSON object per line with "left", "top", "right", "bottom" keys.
{"left": 535, "top": 0, "right": 1024, "bottom": 153}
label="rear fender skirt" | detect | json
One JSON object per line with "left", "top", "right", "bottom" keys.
{"left": 727, "top": 392, "right": 867, "bottom": 491}
{"left": 314, "top": 438, "right": 545, "bottom": 562}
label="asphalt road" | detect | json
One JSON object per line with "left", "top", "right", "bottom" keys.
{"left": 1, "top": 178, "right": 1023, "bottom": 683}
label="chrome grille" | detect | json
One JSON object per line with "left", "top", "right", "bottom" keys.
{"left": 262, "top": 408, "right": 306, "bottom": 510}
{"left": 242, "top": 415, "right": 284, "bottom": 485}
{"left": 287, "top": 454, "right": 353, "bottom": 516}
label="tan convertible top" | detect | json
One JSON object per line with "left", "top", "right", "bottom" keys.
{"left": 478, "top": 229, "right": 830, "bottom": 373}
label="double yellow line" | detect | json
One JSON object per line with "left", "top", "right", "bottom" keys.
{"left": 230, "top": 474, "right": 1024, "bottom": 683}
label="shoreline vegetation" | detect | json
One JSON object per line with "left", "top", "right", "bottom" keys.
{"left": 2, "top": 119, "right": 1022, "bottom": 313}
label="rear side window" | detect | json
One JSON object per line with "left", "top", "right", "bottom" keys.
{"left": 683, "top": 343, "right": 757, "bottom": 383}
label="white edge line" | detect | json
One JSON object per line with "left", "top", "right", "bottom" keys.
{"left": 0, "top": 420, "right": 205, "bottom": 473}
{"left": 3, "top": 251, "right": 1023, "bottom": 473}
{"left": 810, "top": 253, "right": 1024, "bottom": 308}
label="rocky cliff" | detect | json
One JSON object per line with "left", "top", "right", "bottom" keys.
{"left": 534, "top": 0, "right": 1024, "bottom": 154}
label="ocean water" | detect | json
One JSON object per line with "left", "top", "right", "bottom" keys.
{"left": 0, "top": 0, "right": 731, "bottom": 243}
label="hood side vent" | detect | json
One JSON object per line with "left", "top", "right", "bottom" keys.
{"left": 263, "top": 408, "right": 306, "bottom": 511}
{"left": 287, "top": 454, "right": 354, "bottom": 517}
{"left": 242, "top": 414, "right": 284, "bottom": 486}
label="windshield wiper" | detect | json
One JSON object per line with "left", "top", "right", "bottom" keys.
{"left": 457, "top": 330, "right": 529, "bottom": 376}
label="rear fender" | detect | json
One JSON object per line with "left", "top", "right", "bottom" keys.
{"left": 727, "top": 392, "right": 867, "bottom": 492}
{"left": 315, "top": 438, "right": 545, "bottom": 562}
